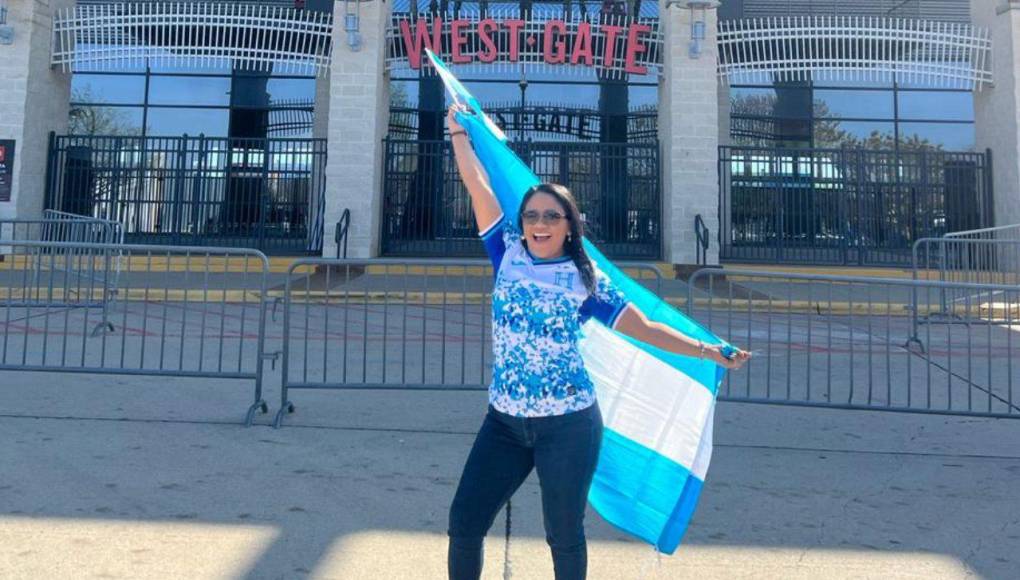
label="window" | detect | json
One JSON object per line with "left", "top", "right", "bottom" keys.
{"left": 814, "top": 121, "right": 896, "bottom": 149}
{"left": 388, "top": 76, "right": 659, "bottom": 143}
{"left": 71, "top": 74, "right": 145, "bottom": 105}
{"left": 813, "top": 89, "right": 894, "bottom": 120}
{"left": 898, "top": 91, "right": 974, "bottom": 122}
{"left": 729, "top": 78, "right": 974, "bottom": 152}
{"left": 147, "top": 108, "right": 230, "bottom": 137}
{"left": 69, "top": 69, "right": 317, "bottom": 139}
{"left": 898, "top": 123, "right": 975, "bottom": 151}
{"left": 148, "top": 76, "right": 231, "bottom": 106}
{"left": 69, "top": 105, "right": 144, "bottom": 136}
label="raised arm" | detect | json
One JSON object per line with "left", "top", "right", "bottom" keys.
{"left": 614, "top": 305, "right": 751, "bottom": 370}
{"left": 447, "top": 105, "right": 503, "bottom": 232}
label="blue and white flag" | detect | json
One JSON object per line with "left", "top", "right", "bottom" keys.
{"left": 428, "top": 50, "right": 728, "bottom": 554}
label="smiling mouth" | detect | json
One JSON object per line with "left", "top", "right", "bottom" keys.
{"left": 532, "top": 233, "right": 552, "bottom": 243}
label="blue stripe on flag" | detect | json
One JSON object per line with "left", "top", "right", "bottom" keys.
{"left": 591, "top": 429, "right": 705, "bottom": 554}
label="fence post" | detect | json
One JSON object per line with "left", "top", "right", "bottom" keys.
{"left": 43, "top": 131, "right": 57, "bottom": 212}
{"left": 259, "top": 139, "right": 271, "bottom": 251}
{"left": 172, "top": 135, "right": 188, "bottom": 246}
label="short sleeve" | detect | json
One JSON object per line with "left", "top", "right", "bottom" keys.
{"left": 579, "top": 268, "right": 631, "bottom": 328}
{"left": 479, "top": 215, "right": 507, "bottom": 270}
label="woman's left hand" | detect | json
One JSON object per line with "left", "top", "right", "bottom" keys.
{"left": 707, "top": 345, "right": 751, "bottom": 370}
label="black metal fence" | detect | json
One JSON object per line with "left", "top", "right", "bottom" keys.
{"left": 381, "top": 139, "right": 661, "bottom": 259}
{"left": 44, "top": 133, "right": 327, "bottom": 255}
{"left": 719, "top": 146, "right": 993, "bottom": 266}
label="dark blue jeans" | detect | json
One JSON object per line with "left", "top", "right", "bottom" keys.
{"left": 448, "top": 403, "right": 603, "bottom": 580}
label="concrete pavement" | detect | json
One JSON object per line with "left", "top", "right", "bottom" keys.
{"left": 1, "top": 369, "right": 1018, "bottom": 579}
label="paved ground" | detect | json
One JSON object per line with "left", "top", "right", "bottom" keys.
{"left": 2, "top": 263, "right": 1020, "bottom": 578}
{"left": 1, "top": 366, "right": 1019, "bottom": 580}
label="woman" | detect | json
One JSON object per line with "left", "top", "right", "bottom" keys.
{"left": 446, "top": 105, "right": 750, "bottom": 580}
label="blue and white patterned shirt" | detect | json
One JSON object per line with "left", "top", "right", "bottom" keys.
{"left": 481, "top": 216, "right": 630, "bottom": 417}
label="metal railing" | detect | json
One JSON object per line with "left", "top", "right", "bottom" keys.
{"left": 53, "top": 2, "right": 333, "bottom": 76}
{"left": 695, "top": 214, "right": 710, "bottom": 267}
{"left": 718, "top": 16, "right": 992, "bottom": 89}
{"left": 273, "top": 258, "right": 664, "bottom": 427}
{"left": 1, "top": 216, "right": 121, "bottom": 246}
{"left": 913, "top": 237, "right": 1020, "bottom": 288}
{"left": 687, "top": 268, "right": 1020, "bottom": 418}
{"left": 335, "top": 209, "right": 350, "bottom": 260}
{"left": 44, "top": 133, "right": 328, "bottom": 255}
{"left": 1, "top": 212, "right": 126, "bottom": 334}
{"left": 0, "top": 241, "right": 271, "bottom": 425}
{"left": 382, "top": 139, "right": 661, "bottom": 260}
{"left": 719, "top": 146, "right": 994, "bottom": 266}
{"left": 41, "top": 209, "right": 126, "bottom": 244}
{"left": 945, "top": 222, "right": 1020, "bottom": 242}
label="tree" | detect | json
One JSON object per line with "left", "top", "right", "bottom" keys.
{"left": 68, "top": 87, "right": 142, "bottom": 136}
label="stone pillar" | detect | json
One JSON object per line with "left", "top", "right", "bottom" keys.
{"left": 718, "top": 83, "right": 731, "bottom": 147}
{"left": 658, "top": 1, "right": 720, "bottom": 266}
{"left": 0, "top": 0, "right": 74, "bottom": 220}
{"left": 313, "top": 72, "right": 330, "bottom": 140}
{"left": 322, "top": 0, "right": 390, "bottom": 258}
{"left": 972, "top": 0, "right": 1020, "bottom": 229}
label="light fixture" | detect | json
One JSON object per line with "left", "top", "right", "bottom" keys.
{"left": 666, "top": 0, "right": 721, "bottom": 59}
{"left": 343, "top": 0, "right": 362, "bottom": 52}
{"left": 0, "top": 2, "right": 13, "bottom": 46}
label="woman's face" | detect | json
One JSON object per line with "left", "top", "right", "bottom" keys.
{"left": 521, "top": 192, "right": 571, "bottom": 260}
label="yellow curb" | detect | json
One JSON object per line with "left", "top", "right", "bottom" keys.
{"left": 360, "top": 264, "right": 668, "bottom": 279}
{"left": 3, "top": 290, "right": 1017, "bottom": 318}
{"left": 720, "top": 263, "right": 935, "bottom": 280}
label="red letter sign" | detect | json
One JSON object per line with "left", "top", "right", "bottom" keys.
{"left": 543, "top": 20, "right": 567, "bottom": 64}
{"left": 624, "top": 23, "right": 651, "bottom": 75}
{"left": 450, "top": 19, "right": 472, "bottom": 63}
{"left": 570, "top": 22, "right": 594, "bottom": 66}
{"left": 399, "top": 18, "right": 443, "bottom": 69}
{"left": 505, "top": 19, "right": 525, "bottom": 62}
{"left": 478, "top": 19, "right": 500, "bottom": 63}
{"left": 601, "top": 24, "right": 624, "bottom": 70}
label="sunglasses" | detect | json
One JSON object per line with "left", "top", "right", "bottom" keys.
{"left": 521, "top": 210, "right": 569, "bottom": 226}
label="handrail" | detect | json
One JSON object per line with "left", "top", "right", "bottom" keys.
{"left": 695, "top": 214, "right": 710, "bottom": 267}
{"left": 335, "top": 208, "right": 351, "bottom": 259}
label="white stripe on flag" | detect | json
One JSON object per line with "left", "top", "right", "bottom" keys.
{"left": 581, "top": 322, "right": 715, "bottom": 472}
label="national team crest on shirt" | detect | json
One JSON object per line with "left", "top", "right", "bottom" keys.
{"left": 554, "top": 271, "right": 576, "bottom": 290}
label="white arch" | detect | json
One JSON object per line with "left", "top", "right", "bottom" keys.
{"left": 718, "top": 16, "right": 993, "bottom": 90}
{"left": 52, "top": 2, "right": 334, "bottom": 76}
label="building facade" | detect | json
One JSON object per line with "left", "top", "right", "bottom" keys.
{"left": 0, "top": 0, "right": 1016, "bottom": 267}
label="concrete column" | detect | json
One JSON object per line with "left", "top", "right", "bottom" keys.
{"left": 718, "top": 83, "right": 731, "bottom": 147}
{"left": 658, "top": 1, "right": 720, "bottom": 266}
{"left": 973, "top": 0, "right": 1020, "bottom": 229}
{"left": 0, "top": 0, "right": 74, "bottom": 220}
{"left": 322, "top": 0, "right": 390, "bottom": 258}
{"left": 313, "top": 72, "right": 331, "bottom": 140}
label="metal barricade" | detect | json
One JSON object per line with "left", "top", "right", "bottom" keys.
{"left": 0, "top": 241, "right": 271, "bottom": 425}
{"left": 1, "top": 215, "right": 121, "bottom": 246}
{"left": 1, "top": 215, "right": 126, "bottom": 334}
{"left": 913, "top": 237, "right": 1020, "bottom": 287}
{"left": 274, "top": 258, "right": 664, "bottom": 427}
{"left": 688, "top": 268, "right": 1020, "bottom": 418}
{"left": 944, "top": 223, "right": 1020, "bottom": 242}
{"left": 912, "top": 237, "right": 1020, "bottom": 332}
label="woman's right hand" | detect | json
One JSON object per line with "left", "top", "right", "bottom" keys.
{"left": 447, "top": 104, "right": 466, "bottom": 134}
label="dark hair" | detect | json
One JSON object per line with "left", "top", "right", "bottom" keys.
{"left": 518, "top": 183, "right": 597, "bottom": 295}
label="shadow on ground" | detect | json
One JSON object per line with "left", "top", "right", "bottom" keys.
{"left": 1, "top": 370, "right": 1018, "bottom": 579}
